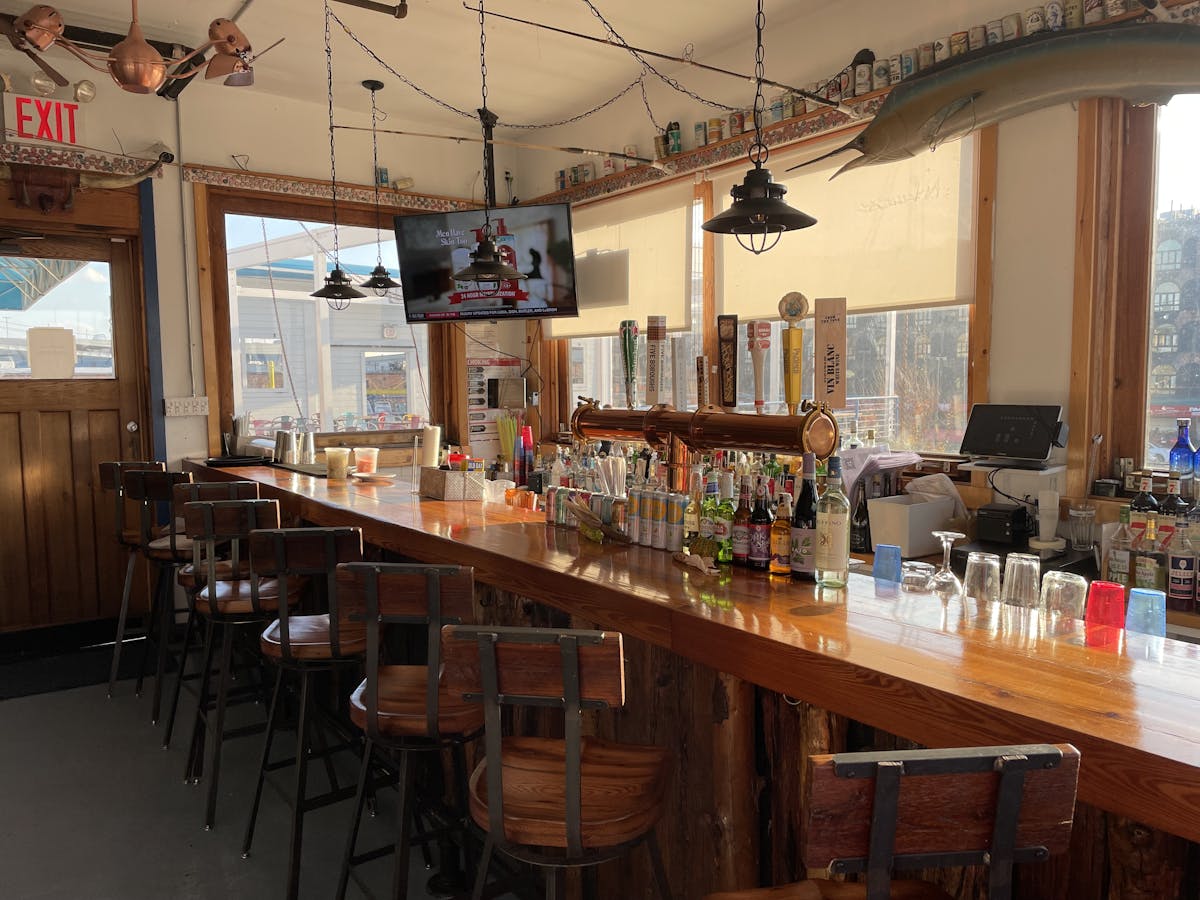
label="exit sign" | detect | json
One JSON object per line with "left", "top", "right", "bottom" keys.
{"left": 1, "top": 93, "right": 85, "bottom": 147}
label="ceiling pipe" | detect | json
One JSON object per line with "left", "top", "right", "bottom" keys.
{"left": 331, "top": 0, "right": 408, "bottom": 19}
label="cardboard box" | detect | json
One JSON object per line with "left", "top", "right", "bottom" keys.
{"left": 419, "top": 466, "right": 484, "bottom": 501}
{"left": 867, "top": 494, "right": 956, "bottom": 558}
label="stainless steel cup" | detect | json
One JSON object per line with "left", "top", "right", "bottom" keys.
{"left": 274, "top": 430, "right": 297, "bottom": 464}
{"left": 298, "top": 432, "right": 316, "bottom": 465}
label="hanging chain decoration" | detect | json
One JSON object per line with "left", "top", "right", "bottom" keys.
{"left": 638, "top": 72, "right": 663, "bottom": 134}
{"left": 324, "top": 2, "right": 343, "bottom": 270}
{"left": 369, "top": 85, "right": 385, "bottom": 267}
{"left": 477, "top": 0, "right": 492, "bottom": 235}
{"left": 749, "top": 0, "right": 768, "bottom": 169}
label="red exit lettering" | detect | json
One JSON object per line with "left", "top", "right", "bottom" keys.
{"left": 13, "top": 96, "right": 79, "bottom": 145}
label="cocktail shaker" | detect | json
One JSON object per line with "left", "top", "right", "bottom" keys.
{"left": 274, "top": 430, "right": 297, "bottom": 464}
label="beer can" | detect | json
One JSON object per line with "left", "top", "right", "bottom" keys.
{"left": 968, "top": 25, "right": 987, "bottom": 50}
{"left": 950, "top": 31, "right": 969, "bottom": 56}
{"left": 694, "top": 122, "right": 707, "bottom": 148}
{"left": 1103, "top": 0, "right": 1125, "bottom": 16}
{"left": 1001, "top": 13, "right": 1024, "bottom": 40}
{"left": 638, "top": 489, "right": 654, "bottom": 547}
{"left": 666, "top": 493, "right": 687, "bottom": 552}
{"left": 1084, "top": 0, "right": 1104, "bottom": 24}
{"left": 1065, "top": 0, "right": 1084, "bottom": 27}
{"left": 563, "top": 489, "right": 577, "bottom": 528}
{"left": 610, "top": 496, "right": 627, "bottom": 535}
{"left": 707, "top": 117, "right": 725, "bottom": 143}
{"left": 624, "top": 144, "right": 640, "bottom": 169}
{"left": 544, "top": 485, "right": 558, "bottom": 525}
{"left": 1045, "top": 0, "right": 1066, "bottom": 29}
{"left": 985, "top": 20, "right": 1005, "bottom": 44}
{"left": 650, "top": 490, "right": 668, "bottom": 550}
{"left": 888, "top": 55, "right": 902, "bottom": 84}
{"left": 601, "top": 494, "right": 614, "bottom": 527}
{"left": 839, "top": 70, "right": 853, "bottom": 100}
{"left": 728, "top": 110, "right": 745, "bottom": 134}
{"left": 854, "top": 63, "right": 872, "bottom": 96}
{"left": 627, "top": 487, "right": 642, "bottom": 542}
{"left": 917, "top": 42, "right": 934, "bottom": 70}
{"left": 1023, "top": 6, "right": 1047, "bottom": 34}
{"left": 872, "top": 59, "right": 890, "bottom": 91}
{"left": 933, "top": 37, "right": 950, "bottom": 63}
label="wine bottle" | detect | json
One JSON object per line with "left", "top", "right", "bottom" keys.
{"left": 791, "top": 452, "right": 819, "bottom": 581}
{"left": 849, "top": 481, "right": 872, "bottom": 553}
{"left": 748, "top": 475, "right": 774, "bottom": 571}
{"left": 731, "top": 475, "right": 752, "bottom": 566}
{"left": 815, "top": 456, "right": 851, "bottom": 587}
{"left": 715, "top": 472, "right": 736, "bottom": 565}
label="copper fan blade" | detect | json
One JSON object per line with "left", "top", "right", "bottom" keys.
{"left": 24, "top": 46, "right": 68, "bottom": 85}
{"left": 205, "top": 53, "right": 238, "bottom": 79}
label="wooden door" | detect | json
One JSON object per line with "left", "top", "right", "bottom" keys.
{"left": 0, "top": 236, "right": 150, "bottom": 631}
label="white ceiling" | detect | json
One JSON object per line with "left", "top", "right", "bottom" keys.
{"left": 21, "top": 0, "right": 821, "bottom": 132}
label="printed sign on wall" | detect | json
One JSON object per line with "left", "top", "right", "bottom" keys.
{"left": 814, "top": 297, "right": 847, "bottom": 409}
{"left": 1, "top": 93, "right": 85, "bottom": 146}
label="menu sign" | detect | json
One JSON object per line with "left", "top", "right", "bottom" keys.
{"left": 814, "top": 297, "right": 847, "bottom": 409}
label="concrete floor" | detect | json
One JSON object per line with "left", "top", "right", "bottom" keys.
{"left": 0, "top": 679, "right": 500, "bottom": 900}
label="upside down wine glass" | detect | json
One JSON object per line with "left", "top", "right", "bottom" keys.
{"left": 931, "top": 530, "right": 966, "bottom": 600}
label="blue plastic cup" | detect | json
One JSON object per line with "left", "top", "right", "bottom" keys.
{"left": 873, "top": 544, "right": 902, "bottom": 584}
{"left": 1125, "top": 588, "right": 1167, "bottom": 637}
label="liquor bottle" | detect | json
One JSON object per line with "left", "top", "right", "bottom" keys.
{"left": 849, "top": 481, "right": 872, "bottom": 553}
{"left": 731, "top": 475, "right": 752, "bottom": 566}
{"left": 815, "top": 456, "right": 851, "bottom": 587}
{"left": 1129, "top": 475, "right": 1158, "bottom": 541}
{"left": 770, "top": 491, "right": 793, "bottom": 575}
{"left": 715, "top": 472, "right": 736, "bottom": 565}
{"left": 865, "top": 428, "right": 876, "bottom": 448}
{"left": 1161, "top": 475, "right": 1189, "bottom": 545}
{"left": 1167, "top": 516, "right": 1197, "bottom": 613}
{"left": 846, "top": 422, "right": 862, "bottom": 450}
{"left": 791, "top": 451, "right": 819, "bottom": 581}
{"left": 748, "top": 475, "right": 774, "bottom": 571}
{"left": 1133, "top": 515, "right": 1167, "bottom": 591}
{"left": 1104, "top": 505, "right": 1134, "bottom": 588}
{"left": 1173, "top": 417, "right": 1196, "bottom": 479}
{"left": 683, "top": 468, "right": 703, "bottom": 546}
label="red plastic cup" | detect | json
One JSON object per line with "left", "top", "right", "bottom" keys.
{"left": 1085, "top": 580, "right": 1126, "bottom": 649}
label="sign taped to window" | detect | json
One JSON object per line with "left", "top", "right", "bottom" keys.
{"left": 814, "top": 297, "right": 847, "bottom": 409}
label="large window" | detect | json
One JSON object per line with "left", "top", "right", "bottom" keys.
{"left": 225, "top": 214, "right": 429, "bottom": 435}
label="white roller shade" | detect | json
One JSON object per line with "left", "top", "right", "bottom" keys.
{"left": 716, "top": 134, "right": 976, "bottom": 319}
{"left": 549, "top": 179, "right": 694, "bottom": 339}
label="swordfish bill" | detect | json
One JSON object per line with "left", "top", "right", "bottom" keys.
{"left": 790, "top": 22, "right": 1200, "bottom": 178}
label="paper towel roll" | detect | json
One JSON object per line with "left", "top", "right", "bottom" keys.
{"left": 421, "top": 426, "right": 442, "bottom": 468}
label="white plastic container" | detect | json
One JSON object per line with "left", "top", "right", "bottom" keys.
{"left": 867, "top": 494, "right": 956, "bottom": 558}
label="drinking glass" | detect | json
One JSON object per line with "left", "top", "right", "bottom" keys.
{"left": 901, "top": 561, "right": 935, "bottom": 592}
{"left": 930, "top": 530, "right": 966, "bottom": 600}
{"left": 1038, "top": 571, "right": 1089, "bottom": 620}
{"left": 873, "top": 544, "right": 902, "bottom": 583}
{"left": 1068, "top": 501, "right": 1097, "bottom": 551}
{"left": 352, "top": 447, "right": 379, "bottom": 474}
{"left": 1085, "top": 580, "right": 1126, "bottom": 649}
{"left": 1125, "top": 588, "right": 1167, "bottom": 637}
{"left": 1001, "top": 553, "right": 1041, "bottom": 608}
{"left": 962, "top": 551, "right": 1001, "bottom": 604}
{"left": 325, "top": 447, "right": 351, "bottom": 479}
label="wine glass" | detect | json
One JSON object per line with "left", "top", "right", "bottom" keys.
{"left": 930, "top": 531, "right": 966, "bottom": 600}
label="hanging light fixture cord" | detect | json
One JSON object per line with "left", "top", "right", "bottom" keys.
{"left": 370, "top": 85, "right": 384, "bottom": 266}
{"left": 749, "top": 0, "right": 767, "bottom": 171}
{"left": 324, "top": 0, "right": 343, "bottom": 265}
{"left": 477, "top": 0, "right": 492, "bottom": 235}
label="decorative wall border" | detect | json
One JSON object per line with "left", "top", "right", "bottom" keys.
{"left": 182, "top": 164, "right": 478, "bottom": 212}
{"left": 0, "top": 141, "right": 154, "bottom": 174}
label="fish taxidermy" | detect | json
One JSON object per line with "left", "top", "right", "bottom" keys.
{"left": 791, "top": 22, "right": 1200, "bottom": 178}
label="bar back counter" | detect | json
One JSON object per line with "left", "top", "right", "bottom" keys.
{"left": 185, "top": 462, "right": 1200, "bottom": 899}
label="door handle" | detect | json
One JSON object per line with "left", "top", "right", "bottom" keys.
{"left": 126, "top": 421, "right": 139, "bottom": 432}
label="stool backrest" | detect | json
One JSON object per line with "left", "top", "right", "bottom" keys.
{"left": 803, "top": 743, "right": 1080, "bottom": 900}
{"left": 340, "top": 563, "right": 475, "bottom": 741}
{"left": 184, "top": 498, "right": 280, "bottom": 614}
{"left": 98, "top": 460, "right": 163, "bottom": 544}
{"left": 247, "top": 527, "right": 364, "bottom": 658}
{"left": 441, "top": 624, "right": 625, "bottom": 856}
{"left": 122, "top": 469, "right": 193, "bottom": 554}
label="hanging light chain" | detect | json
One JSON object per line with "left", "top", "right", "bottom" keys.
{"left": 324, "top": 0, "right": 342, "bottom": 264}
{"left": 370, "top": 85, "right": 384, "bottom": 266}
{"left": 477, "top": 0, "right": 492, "bottom": 235}
{"left": 749, "top": 0, "right": 768, "bottom": 169}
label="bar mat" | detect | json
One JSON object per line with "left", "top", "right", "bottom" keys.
{"left": 271, "top": 461, "right": 328, "bottom": 478}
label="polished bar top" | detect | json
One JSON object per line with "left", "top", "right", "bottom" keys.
{"left": 186, "top": 462, "right": 1200, "bottom": 842}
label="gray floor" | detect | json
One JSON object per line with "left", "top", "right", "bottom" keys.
{"left": 0, "top": 678, "right": 496, "bottom": 900}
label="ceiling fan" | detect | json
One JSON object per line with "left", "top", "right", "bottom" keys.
{"left": 0, "top": 11, "right": 67, "bottom": 86}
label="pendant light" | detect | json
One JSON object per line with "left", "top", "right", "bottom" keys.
{"left": 451, "top": 0, "right": 526, "bottom": 294}
{"left": 313, "top": 1, "right": 365, "bottom": 310}
{"left": 702, "top": 0, "right": 816, "bottom": 254}
{"left": 360, "top": 79, "right": 402, "bottom": 296}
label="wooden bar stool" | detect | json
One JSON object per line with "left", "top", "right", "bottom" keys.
{"left": 122, "top": 468, "right": 193, "bottom": 726}
{"left": 703, "top": 743, "right": 1081, "bottom": 900}
{"left": 336, "top": 563, "right": 483, "bottom": 900}
{"left": 239, "top": 525, "right": 364, "bottom": 900}
{"left": 98, "top": 459, "right": 164, "bottom": 698}
{"left": 183, "top": 497, "right": 299, "bottom": 830}
{"left": 441, "top": 624, "right": 673, "bottom": 900}
{"left": 160, "top": 479, "right": 261, "bottom": 750}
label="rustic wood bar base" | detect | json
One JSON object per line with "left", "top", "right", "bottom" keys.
{"left": 184, "top": 463, "right": 1200, "bottom": 899}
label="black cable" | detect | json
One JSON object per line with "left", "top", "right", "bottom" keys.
{"left": 987, "top": 466, "right": 1036, "bottom": 509}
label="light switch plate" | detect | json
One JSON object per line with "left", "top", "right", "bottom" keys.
{"left": 164, "top": 396, "right": 210, "bottom": 417}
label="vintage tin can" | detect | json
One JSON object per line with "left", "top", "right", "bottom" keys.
{"left": 804, "top": 83, "right": 820, "bottom": 111}
{"left": 666, "top": 493, "right": 687, "bottom": 552}
{"left": 554, "top": 170, "right": 567, "bottom": 191}
{"left": 1065, "top": 0, "right": 1085, "bottom": 27}
{"left": 1023, "top": 6, "right": 1047, "bottom": 34}
{"left": 650, "top": 490, "right": 668, "bottom": 550}
{"left": 838, "top": 70, "right": 853, "bottom": 99}
{"left": 544, "top": 485, "right": 558, "bottom": 525}
{"left": 950, "top": 31, "right": 969, "bottom": 56}
{"left": 601, "top": 157, "right": 616, "bottom": 176}
{"left": 985, "top": 20, "right": 1005, "bottom": 44}
{"left": 1045, "top": 0, "right": 1066, "bottom": 29}
{"left": 888, "top": 55, "right": 903, "bottom": 84}
{"left": 694, "top": 121, "right": 707, "bottom": 148}
{"left": 854, "top": 63, "right": 872, "bottom": 96}
{"left": 1001, "top": 13, "right": 1024, "bottom": 39}
{"left": 626, "top": 487, "right": 642, "bottom": 542}
{"left": 917, "top": 42, "right": 935, "bottom": 70}
{"left": 826, "top": 78, "right": 842, "bottom": 103}
{"left": 654, "top": 133, "right": 669, "bottom": 160}
{"left": 933, "top": 37, "right": 950, "bottom": 63}
{"left": 968, "top": 25, "right": 987, "bottom": 50}
{"left": 707, "top": 116, "right": 726, "bottom": 143}
{"left": 625, "top": 143, "right": 641, "bottom": 168}
{"left": 769, "top": 91, "right": 786, "bottom": 121}
{"left": 872, "top": 59, "right": 890, "bottom": 91}
{"left": 728, "top": 110, "right": 745, "bottom": 134}
{"left": 1084, "top": 0, "right": 1105, "bottom": 23}
{"left": 578, "top": 162, "right": 594, "bottom": 183}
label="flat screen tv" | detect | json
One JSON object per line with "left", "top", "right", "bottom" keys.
{"left": 394, "top": 202, "right": 578, "bottom": 324}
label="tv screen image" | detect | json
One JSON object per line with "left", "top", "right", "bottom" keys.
{"left": 394, "top": 202, "right": 579, "bottom": 324}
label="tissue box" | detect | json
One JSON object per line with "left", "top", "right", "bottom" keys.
{"left": 419, "top": 466, "right": 484, "bottom": 501}
{"left": 867, "top": 494, "right": 956, "bottom": 558}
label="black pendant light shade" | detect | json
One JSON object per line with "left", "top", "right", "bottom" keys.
{"left": 363, "top": 264, "right": 401, "bottom": 296}
{"left": 452, "top": 232, "right": 526, "bottom": 285}
{"left": 312, "top": 267, "right": 366, "bottom": 309}
{"left": 702, "top": 166, "right": 817, "bottom": 254}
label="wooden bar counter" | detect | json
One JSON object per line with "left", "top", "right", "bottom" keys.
{"left": 185, "top": 462, "right": 1200, "bottom": 897}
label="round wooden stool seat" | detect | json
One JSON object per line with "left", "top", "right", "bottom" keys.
{"left": 195, "top": 577, "right": 300, "bottom": 617}
{"left": 177, "top": 558, "right": 251, "bottom": 591}
{"left": 146, "top": 533, "right": 195, "bottom": 561}
{"left": 703, "top": 880, "right": 954, "bottom": 900}
{"left": 348, "top": 666, "right": 483, "bottom": 737}
{"left": 467, "top": 735, "right": 671, "bottom": 850}
{"left": 260, "top": 613, "right": 365, "bottom": 660}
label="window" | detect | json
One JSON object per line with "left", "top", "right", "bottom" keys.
{"left": 1152, "top": 364, "right": 1177, "bottom": 390}
{"left": 1154, "top": 282, "right": 1181, "bottom": 313}
{"left": 1153, "top": 326, "right": 1179, "bottom": 352}
{"left": 1157, "top": 239, "right": 1182, "bottom": 269}
{"left": 224, "top": 214, "right": 429, "bottom": 435}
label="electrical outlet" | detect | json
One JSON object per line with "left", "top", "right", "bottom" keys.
{"left": 163, "top": 396, "right": 210, "bottom": 417}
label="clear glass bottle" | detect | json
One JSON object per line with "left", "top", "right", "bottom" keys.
{"left": 1133, "top": 515, "right": 1167, "bottom": 591}
{"left": 683, "top": 467, "right": 703, "bottom": 545}
{"left": 1167, "top": 516, "right": 1197, "bottom": 613}
{"left": 1173, "top": 416, "right": 1196, "bottom": 478}
{"left": 815, "top": 456, "right": 851, "bottom": 587}
{"left": 698, "top": 472, "right": 719, "bottom": 545}
{"left": 791, "top": 451, "right": 819, "bottom": 581}
{"left": 1105, "top": 505, "right": 1134, "bottom": 588}
{"left": 715, "top": 472, "right": 736, "bottom": 565}
{"left": 770, "top": 491, "right": 793, "bottom": 575}
{"left": 731, "top": 475, "right": 752, "bottom": 566}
